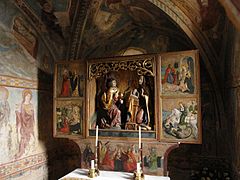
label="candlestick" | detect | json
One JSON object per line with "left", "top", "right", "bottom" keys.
{"left": 95, "top": 125, "right": 98, "bottom": 146}
{"left": 137, "top": 162, "right": 141, "bottom": 173}
{"left": 139, "top": 127, "right": 141, "bottom": 149}
{"left": 134, "top": 161, "right": 144, "bottom": 180}
{"left": 140, "top": 142, "right": 143, "bottom": 170}
{"left": 91, "top": 160, "right": 94, "bottom": 169}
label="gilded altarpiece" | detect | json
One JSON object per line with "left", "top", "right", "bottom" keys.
{"left": 53, "top": 50, "right": 201, "bottom": 175}
{"left": 87, "top": 55, "right": 157, "bottom": 139}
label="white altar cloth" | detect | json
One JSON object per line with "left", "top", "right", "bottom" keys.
{"left": 59, "top": 169, "right": 170, "bottom": 180}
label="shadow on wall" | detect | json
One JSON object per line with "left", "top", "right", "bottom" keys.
{"left": 37, "top": 68, "right": 81, "bottom": 179}
{"left": 167, "top": 144, "right": 232, "bottom": 180}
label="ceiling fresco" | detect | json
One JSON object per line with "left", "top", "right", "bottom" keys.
{"left": 78, "top": 0, "right": 194, "bottom": 59}
{"left": 14, "top": 0, "right": 78, "bottom": 60}
{"left": 22, "top": 0, "right": 74, "bottom": 29}
{"left": 61, "top": 0, "right": 227, "bottom": 61}
{"left": 16, "top": 0, "right": 230, "bottom": 62}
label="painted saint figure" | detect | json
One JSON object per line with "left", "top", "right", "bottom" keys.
{"left": 82, "top": 144, "right": 94, "bottom": 168}
{"left": 40, "top": 1, "right": 64, "bottom": 38}
{"left": 60, "top": 68, "right": 71, "bottom": 97}
{"left": 15, "top": 89, "right": 35, "bottom": 159}
{"left": 12, "top": 16, "right": 38, "bottom": 58}
{"left": 122, "top": 146, "right": 137, "bottom": 172}
{"left": 0, "top": 87, "right": 12, "bottom": 158}
{"left": 179, "top": 102, "right": 187, "bottom": 124}
{"left": 163, "top": 64, "right": 176, "bottom": 84}
{"left": 148, "top": 147, "right": 158, "bottom": 171}
{"left": 69, "top": 105, "right": 81, "bottom": 134}
{"left": 0, "top": 87, "right": 10, "bottom": 129}
{"left": 70, "top": 71, "right": 84, "bottom": 97}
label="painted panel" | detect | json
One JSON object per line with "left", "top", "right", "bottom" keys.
{"left": 158, "top": 50, "right": 201, "bottom": 144}
{"left": 161, "top": 52, "right": 197, "bottom": 95}
{"left": 161, "top": 97, "right": 199, "bottom": 141}
{"left": 54, "top": 62, "right": 86, "bottom": 138}
{"left": 78, "top": 140, "right": 175, "bottom": 176}
{"left": 55, "top": 99, "right": 83, "bottom": 136}
{"left": 55, "top": 62, "right": 86, "bottom": 98}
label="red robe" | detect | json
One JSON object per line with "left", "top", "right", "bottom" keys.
{"left": 15, "top": 104, "right": 34, "bottom": 158}
{"left": 123, "top": 151, "right": 137, "bottom": 172}
{"left": 60, "top": 75, "right": 70, "bottom": 96}
{"left": 102, "top": 148, "right": 114, "bottom": 170}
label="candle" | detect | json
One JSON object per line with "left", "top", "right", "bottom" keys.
{"left": 95, "top": 125, "right": 98, "bottom": 147}
{"left": 91, "top": 160, "right": 95, "bottom": 169}
{"left": 161, "top": 156, "right": 164, "bottom": 168}
{"left": 137, "top": 162, "right": 141, "bottom": 173}
{"left": 139, "top": 127, "right": 141, "bottom": 149}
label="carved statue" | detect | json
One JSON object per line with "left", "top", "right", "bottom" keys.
{"left": 97, "top": 78, "right": 122, "bottom": 129}
{"left": 127, "top": 75, "right": 151, "bottom": 130}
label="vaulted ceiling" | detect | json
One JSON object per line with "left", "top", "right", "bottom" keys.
{"left": 14, "top": 0, "right": 230, "bottom": 60}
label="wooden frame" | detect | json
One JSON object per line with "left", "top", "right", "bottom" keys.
{"left": 53, "top": 61, "right": 86, "bottom": 138}
{"left": 158, "top": 50, "right": 201, "bottom": 144}
{"left": 86, "top": 55, "right": 158, "bottom": 140}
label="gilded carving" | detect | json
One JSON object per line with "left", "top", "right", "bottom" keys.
{"left": 88, "top": 57, "right": 155, "bottom": 80}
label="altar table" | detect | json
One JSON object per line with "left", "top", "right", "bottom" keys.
{"left": 59, "top": 169, "right": 170, "bottom": 180}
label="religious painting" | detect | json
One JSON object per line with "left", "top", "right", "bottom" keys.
{"left": 38, "top": 0, "right": 64, "bottom": 39}
{"left": 143, "top": 145, "right": 164, "bottom": 175}
{"left": 40, "top": 53, "right": 53, "bottom": 73}
{"left": 87, "top": 55, "right": 157, "bottom": 139}
{"left": 81, "top": 141, "right": 139, "bottom": 172}
{"left": 79, "top": 141, "right": 166, "bottom": 175}
{"left": 54, "top": 99, "right": 84, "bottom": 137}
{"left": 15, "top": 89, "right": 36, "bottom": 159}
{"left": 0, "top": 86, "right": 40, "bottom": 162}
{"left": 160, "top": 97, "right": 201, "bottom": 144}
{"left": 160, "top": 50, "right": 199, "bottom": 96}
{"left": 12, "top": 16, "right": 38, "bottom": 58}
{"left": 54, "top": 61, "right": 86, "bottom": 137}
{"left": 159, "top": 50, "right": 201, "bottom": 143}
{"left": 54, "top": 62, "right": 86, "bottom": 98}
{"left": 81, "top": 143, "right": 95, "bottom": 169}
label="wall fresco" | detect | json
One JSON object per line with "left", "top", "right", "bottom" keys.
{"left": 0, "top": 1, "right": 55, "bottom": 179}
{"left": 0, "top": 13, "right": 54, "bottom": 78}
{"left": 0, "top": 86, "right": 45, "bottom": 163}
{"left": 12, "top": 16, "right": 38, "bottom": 58}
{"left": 78, "top": 140, "right": 176, "bottom": 176}
{"left": 0, "top": 22, "right": 38, "bottom": 80}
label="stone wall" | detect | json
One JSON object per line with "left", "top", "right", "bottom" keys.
{"left": 225, "top": 30, "right": 240, "bottom": 180}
